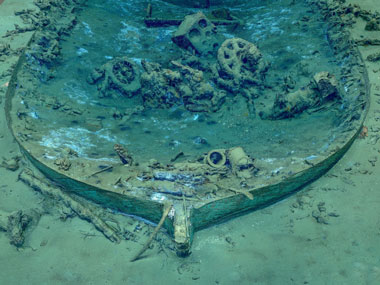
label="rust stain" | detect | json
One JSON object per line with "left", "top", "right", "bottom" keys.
{"left": 359, "top": 126, "right": 368, "bottom": 139}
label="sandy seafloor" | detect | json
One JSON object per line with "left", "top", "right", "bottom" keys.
{"left": 1, "top": 0, "right": 380, "bottom": 284}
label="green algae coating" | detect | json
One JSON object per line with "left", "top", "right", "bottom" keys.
{"left": 4, "top": 0, "right": 370, "bottom": 255}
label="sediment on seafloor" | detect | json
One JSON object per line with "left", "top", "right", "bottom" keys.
{"left": 3, "top": 0, "right": 371, "bottom": 256}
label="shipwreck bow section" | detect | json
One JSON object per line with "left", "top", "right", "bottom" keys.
{"left": 5, "top": 0, "right": 370, "bottom": 256}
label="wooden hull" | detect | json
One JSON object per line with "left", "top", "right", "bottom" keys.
{"left": 4, "top": 0, "right": 370, "bottom": 256}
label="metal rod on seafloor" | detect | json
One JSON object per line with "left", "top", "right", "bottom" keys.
{"left": 130, "top": 203, "right": 172, "bottom": 262}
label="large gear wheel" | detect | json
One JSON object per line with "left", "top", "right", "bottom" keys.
{"left": 217, "top": 37, "right": 264, "bottom": 84}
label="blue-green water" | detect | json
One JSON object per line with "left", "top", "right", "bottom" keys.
{"left": 31, "top": 0, "right": 344, "bottom": 164}
{"left": 1, "top": 1, "right": 379, "bottom": 284}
